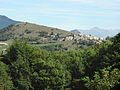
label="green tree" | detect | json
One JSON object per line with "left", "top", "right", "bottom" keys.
{"left": 82, "top": 66, "right": 120, "bottom": 90}
{"left": 30, "top": 50, "right": 71, "bottom": 90}
{"left": 4, "top": 39, "right": 33, "bottom": 90}
{"left": 0, "top": 61, "right": 13, "bottom": 90}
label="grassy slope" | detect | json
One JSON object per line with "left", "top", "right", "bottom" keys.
{"left": 0, "top": 22, "right": 73, "bottom": 40}
{"left": 0, "top": 22, "right": 79, "bottom": 51}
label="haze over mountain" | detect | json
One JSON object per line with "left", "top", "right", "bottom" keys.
{"left": 71, "top": 27, "right": 120, "bottom": 37}
{"left": 0, "top": 15, "right": 20, "bottom": 29}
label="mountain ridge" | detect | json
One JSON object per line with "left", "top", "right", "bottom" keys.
{"left": 0, "top": 15, "right": 20, "bottom": 29}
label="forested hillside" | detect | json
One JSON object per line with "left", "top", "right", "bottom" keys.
{"left": 0, "top": 33, "right": 120, "bottom": 90}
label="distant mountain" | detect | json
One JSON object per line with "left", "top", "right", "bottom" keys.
{"left": 71, "top": 27, "right": 120, "bottom": 37}
{"left": 0, "top": 15, "right": 20, "bottom": 29}
{"left": 71, "top": 30, "right": 81, "bottom": 34}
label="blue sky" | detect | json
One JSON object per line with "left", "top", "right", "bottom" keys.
{"left": 0, "top": 0, "right": 120, "bottom": 30}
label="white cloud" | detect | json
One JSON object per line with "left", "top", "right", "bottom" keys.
{"left": 18, "top": 7, "right": 120, "bottom": 18}
{"left": 55, "top": 0, "right": 120, "bottom": 9}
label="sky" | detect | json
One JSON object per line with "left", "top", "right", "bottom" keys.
{"left": 0, "top": 0, "right": 120, "bottom": 30}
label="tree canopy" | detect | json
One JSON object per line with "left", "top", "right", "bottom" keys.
{"left": 0, "top": 33, "right": 120, "bottom": 90}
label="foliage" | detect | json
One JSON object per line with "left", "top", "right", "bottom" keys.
{"left": 0, "top": 61, "right": 13, "bottom": 90}
{"left": 38, "top": 31, "right": 48, "bottom": 37}
{"left": 0, "top": 33, "right": 120, "bottom": 90}
{"left": 41, "top": 44, "right": 67, "bottom": 51}
{"left": 31, "top": 58, "right": 71, "bottom": 90}
{"left": 3, "top": 39, "right": 34, "bottom": 90}
{"left": 2, "top": 39, "right": 71, "bottom": 90}
{"left": 82, "top": 66, "right": 120, "bottom": 90}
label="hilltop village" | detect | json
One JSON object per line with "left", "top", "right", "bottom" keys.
{"left": 39, "top": 31, "right": 105, "bottom": 44}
